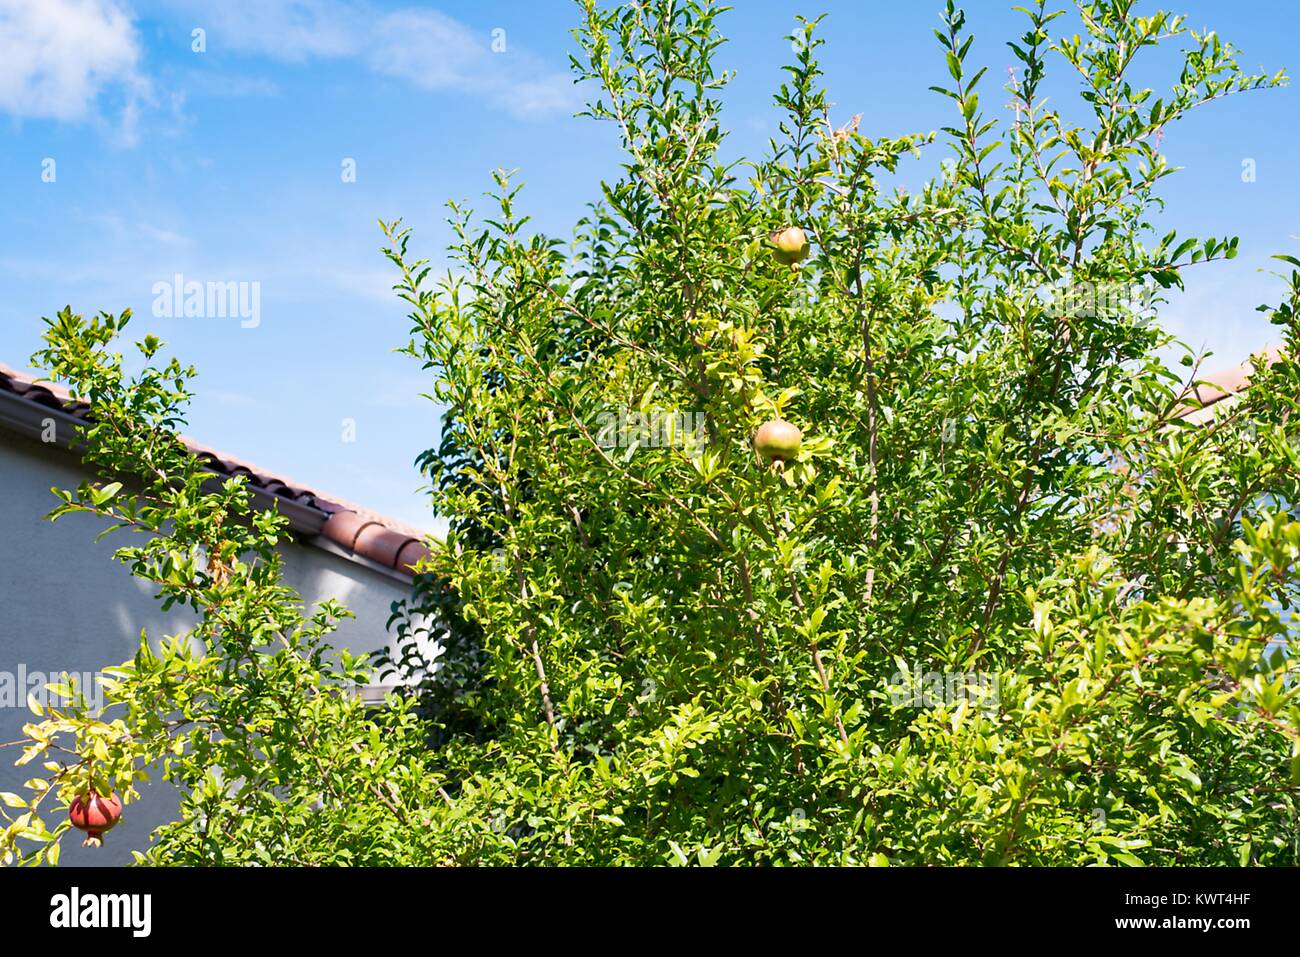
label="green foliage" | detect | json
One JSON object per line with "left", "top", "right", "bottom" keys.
{"left": 0, "top": 309, "right": 447, "bottom": 866}
{"left": 3, "top": 0, "right": 1298, "bottom": 866}
{"left": 380, "top": 0, "right": 1298, "bottom": 864}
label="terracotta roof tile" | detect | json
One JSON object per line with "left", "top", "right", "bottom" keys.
{"left": 322, "top": 510, "right": 380, "bottom": 551}
{"left": 354, "top": 525, "right": 419, "bottom": 570}
{"left": 0, "top": 361, "right": 432, "bottom": 579}
{"left": 396, "top": 540, "right": 431, "bottom": 573}
{"left": 1175, "top": 346, "right": 1283, "bottom": 420}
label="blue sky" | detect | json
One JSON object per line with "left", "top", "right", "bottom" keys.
{"left": 0, "top": 1, "right": 1296, "bottom": 534}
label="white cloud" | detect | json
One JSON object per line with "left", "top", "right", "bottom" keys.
{"left": 179, "top": 71, "right": 280, "bottom": 99}
{"left": 87, "top": 212, "right": 191, "bottom": 248}
{"left": 368, "top": 9, "right": 483, "bottom": 89}
{"left": 176, "top": 0, "right": 357, "bottom": 62}
{"left": 0, "top": 0, "right": 148, "bottom": 137}
{"left": 491, "top": 75, "right": 581, "bottom": 118}
{"left": 0, "top": 0, "right": 576, "bottom": 136}
{"left": 162, "top": 0, "right": 578, "bottom": 119}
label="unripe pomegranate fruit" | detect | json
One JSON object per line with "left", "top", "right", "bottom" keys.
{"left": 771, "top": 226, "right": 809, "bottom": 265}
{"left": 754, "top": 420, "right": 802, "bottom": 471}
{"left": 69, "top": 791, "right": 122, "bottom": 848}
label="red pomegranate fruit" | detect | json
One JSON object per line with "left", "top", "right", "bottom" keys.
{"left": 771, "top": 225, "right": 810, "bottom": 266}
{"left": 69, "top": 791, "right": 122, "bottom": 848}
{"left": 754, "top": 420, "right": 803, "bottom": 471}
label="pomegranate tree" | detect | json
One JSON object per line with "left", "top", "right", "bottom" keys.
{"left": 2, "top": 0, "right": 1296, "bottom": 871}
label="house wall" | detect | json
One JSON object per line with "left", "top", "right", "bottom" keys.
{"left": 0, "top": 434, "right": 416, "bottom": 866}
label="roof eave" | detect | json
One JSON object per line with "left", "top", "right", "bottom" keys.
{"left": 0, "top": 388, "right": 345, "bottom": 565}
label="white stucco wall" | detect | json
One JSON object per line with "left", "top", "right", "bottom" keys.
{"left": 0, "top": 433, "right": 417, "bottom": 865}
